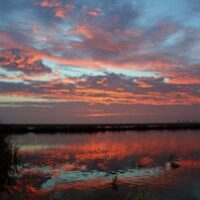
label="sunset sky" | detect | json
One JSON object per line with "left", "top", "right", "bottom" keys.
{"left": 0, "top": 0, "right": 200, "bottom": 123}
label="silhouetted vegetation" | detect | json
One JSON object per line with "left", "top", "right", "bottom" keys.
{"left": 0, "top": 135, "right": 19, "bottom": 192}
{"left": 0, "top": 122, "right": 200, "bottom": 134}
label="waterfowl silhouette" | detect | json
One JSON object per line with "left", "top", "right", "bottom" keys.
{"left": 169, "top": 155, "right": 180, "bottom": 169}
{"left": 111, "top": 175, "right": 118, "bottom": 191}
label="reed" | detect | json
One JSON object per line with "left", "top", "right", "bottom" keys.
{"left": 0, "top": 135, "right": 19, "bottom": 191}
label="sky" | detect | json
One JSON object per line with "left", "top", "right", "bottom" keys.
{"left": 0, "top": 0, "right": 200, "bottom": 124}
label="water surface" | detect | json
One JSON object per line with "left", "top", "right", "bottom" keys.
{"left": 1, "top": 130, "right": 200, "bottom": 200}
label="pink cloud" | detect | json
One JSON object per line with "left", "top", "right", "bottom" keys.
{"left": 87, "top": 9, "right": 102, "bottom": 17}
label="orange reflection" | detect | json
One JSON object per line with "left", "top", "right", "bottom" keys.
{"left": 19, "top": 131, "right": 200, "bottom": 165}
{"left": 2, "top": 131, "right": 200, "bottom": 200}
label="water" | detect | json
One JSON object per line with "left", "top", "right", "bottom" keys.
{"left": 1, "top": 130, "right": 200, "bottom": 200}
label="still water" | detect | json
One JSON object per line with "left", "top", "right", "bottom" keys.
{"left": 1, "top": 130, "right": 200, "bottom": 200}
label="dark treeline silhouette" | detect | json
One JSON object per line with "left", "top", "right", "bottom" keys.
{"left": 0, "top": 135, "right": 19, "bottom": 192}
{"left": 0, "top": 122, "right": 200, "bottom": 134}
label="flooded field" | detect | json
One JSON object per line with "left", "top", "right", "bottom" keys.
{"left": 1, "top": 130, "right": 200, "bottom": 200}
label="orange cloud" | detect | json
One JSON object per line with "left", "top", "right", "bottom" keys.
{"left": 36, "top": 0, "right": 75, "bottom": 19}
{"left": 135, "top": 79, "right": 154, "bottom": 88}
{"left": 0, "top": 29, "right": 180, "bottom": 73}
{"left": 168, "top": 77, "right": 200, "bottom": 85}
{"left": 1, "top": 83, "right": 200, "bottom": 106}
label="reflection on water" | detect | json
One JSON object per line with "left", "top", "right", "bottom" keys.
{"left": 1, "top": 130, "right": 200, "bottom": 199}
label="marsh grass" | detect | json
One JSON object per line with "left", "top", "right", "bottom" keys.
{"left": 0, "top": 135, "right": 19, "bottom": 191}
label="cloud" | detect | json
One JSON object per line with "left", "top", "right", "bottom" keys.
{"left": 0, "top": 73, "right": 199, "bottom": 106}
{"left": 0, "top": 0, "right": 200, "bottom": 122}
{"left": 87, "top": 9, "right": 102, "bottom": 17}
{"left": 0, "top": 49, "right": 51, "bottom": 74}
{"left": 36, "top": 0, "right": 75, "bottom": 19}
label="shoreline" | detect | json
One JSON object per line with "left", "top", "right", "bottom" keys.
{"left": 0, "top": 123, "right": 200, "bottom": 134}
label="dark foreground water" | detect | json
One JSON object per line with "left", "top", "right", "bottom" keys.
{"left": 1, "top": 130, "right": 200, "bottom": 200}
